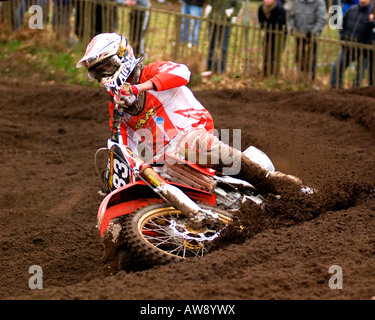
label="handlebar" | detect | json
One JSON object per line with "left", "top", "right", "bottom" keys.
{"left": 111, "top": 103, "right": 125, "bottom": 143}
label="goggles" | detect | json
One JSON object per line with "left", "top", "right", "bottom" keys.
{"left": 86, "top": 55, "right": 121, "bottom": 81}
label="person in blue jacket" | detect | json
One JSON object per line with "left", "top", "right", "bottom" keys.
{"left": 180, "top": 0, "right": 205, "bottom": 47}
{"left": 343, "top": 0, "right": 359, "bottom": 15}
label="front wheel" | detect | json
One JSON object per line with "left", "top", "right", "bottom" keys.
{"left": 123, "top": 203, "right": 232, "bottom": 268}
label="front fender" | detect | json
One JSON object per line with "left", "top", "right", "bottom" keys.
{"left": 97, "top": 181, "right": 160, "bottom": 236}
{"left": 97, "top": 181, "right": 216, "bottom": 237}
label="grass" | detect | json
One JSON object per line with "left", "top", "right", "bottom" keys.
{"left": 0, "top": 25, "right": 98, "bottom": 86}
{"left": 0, "top": 39, "right": 22, "bottom": 58}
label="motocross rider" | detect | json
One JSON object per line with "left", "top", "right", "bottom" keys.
{"left": 77, "top": 33, "right": 308, "bottom": 195}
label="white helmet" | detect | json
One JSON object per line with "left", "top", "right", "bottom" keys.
{"left": 76, "top": 33, "right": 138, "bottom": 85}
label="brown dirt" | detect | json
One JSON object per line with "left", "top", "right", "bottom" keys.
{"left": 1, "top": 79, "right": 375, "bottom": 300}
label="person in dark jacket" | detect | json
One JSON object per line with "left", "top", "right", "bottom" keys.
{"left": 52, "top": 0, "right": 73, "bottom": 38}
{"left": 75, "top": 0, "right": 120, "bottom": 40}
{"left": 330, "top": 0, "right": 374, "bottom": 88}
{"left": 258, "top": 0, "right": 287, "bottom": 76}
{"left": 124, "top": 0, "right": 151, "bottom": 57}
{"left": 368, "top": 6, "right": 375, "bottom": 85}
{"left": 343, "top": 0, "right": 359, "bottom": 15}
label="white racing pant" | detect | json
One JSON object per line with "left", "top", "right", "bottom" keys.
{"left": 161, "top": 126, "right": 303, "bottom": 194}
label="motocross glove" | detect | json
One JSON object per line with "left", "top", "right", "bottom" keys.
{"left": 114, "top": 83, "right": 140, "bottom": 107}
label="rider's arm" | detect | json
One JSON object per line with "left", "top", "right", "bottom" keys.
{"left": 134, "top": 80, "right": 155, "bottom": 93}
{"left": 139, "top": 61, "right": 191, "bottom": 92}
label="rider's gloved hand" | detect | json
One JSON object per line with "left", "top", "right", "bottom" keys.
{"left": 114, "top": 83, "right": 140, "bottom": 106}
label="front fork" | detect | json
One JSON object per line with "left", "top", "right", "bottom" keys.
{"left": 127, "top": 149, "right": 219, "bottom": 230}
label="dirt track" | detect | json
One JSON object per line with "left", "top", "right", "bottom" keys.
{"left": 0, "top": 79, "right": 374, "bottom": 300}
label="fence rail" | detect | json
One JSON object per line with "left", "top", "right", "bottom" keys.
{"left": 1, "top": 0, "right": 374, "bottom": 89}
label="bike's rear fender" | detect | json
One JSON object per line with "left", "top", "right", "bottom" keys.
{"left": 97, "top": 181, "right": 216, "bottom": 237}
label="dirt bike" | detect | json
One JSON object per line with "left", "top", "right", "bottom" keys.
{"left": 94, "top": 104, "right": 276, "bottom": 273}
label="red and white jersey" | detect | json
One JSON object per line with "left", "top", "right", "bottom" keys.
{"left": 108, "top": 61, "right": 214, "bottom": 156}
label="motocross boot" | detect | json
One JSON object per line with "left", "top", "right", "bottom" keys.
{"left": 212, "top": 141, "right": 304, "bottom": 195}
{"left": 238, "top": 152, "right": 303, "bottom": 195}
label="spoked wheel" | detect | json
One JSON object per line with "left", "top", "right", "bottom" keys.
{"left": 122, "top": 203, "right": 232, "bottom": 267}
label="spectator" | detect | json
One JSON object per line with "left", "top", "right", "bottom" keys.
{"left": 343, "top": 0, "right": 359, "bottom": 15}
{"left": 14, "top": 0, "right": 48, "bottom": 31}
{"left": 124, "top": 0, "right": 151, "bottom": 57}
{"left": 289, "top": 0, "right": 328, "bottom": 80}
{"left": 74, "top": 0, "right": 84, "bottom": 39}
{"left": 98, "top": 0, "right": 120, "bottom": 34}
{"left": 205, "top": 0, "right": 242, "bottom": 74}
{"left": 13, "top": 0, "right": 26, "bottom": 31}
{"left": 180, "top": 0, "right": 205, "bottom": 47}
{"left": 368, "top": 6, "right": 375, "bottom": 85}
{"left": 258, "top": 0, "right": 287, "bottom": 76}
{"left": 330, "top": 0, "right": 373, "bottom": 88}
{"left": 52, "top": 0, "right": 73, "bottom": 39}
{"left": 75, "top": 0, "right": 119, "bottom": 40}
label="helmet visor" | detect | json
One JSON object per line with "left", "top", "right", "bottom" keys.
{"left": 86, "top": 55, "right": 121, "bottom": 81}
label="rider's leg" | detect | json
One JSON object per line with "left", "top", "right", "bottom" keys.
{"left": 177, "top": 127, "right": 303, "bottom": 194}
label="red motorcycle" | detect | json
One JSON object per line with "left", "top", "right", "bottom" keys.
{"left": 95, "top": 104, "right": 275, "bottom": 272}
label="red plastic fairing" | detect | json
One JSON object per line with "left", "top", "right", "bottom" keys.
{"left": 97, "top": 181, "right": 216, "bottom": 236}
{"left": 98, "top": 198, "right": 163, "bottom": 236}
{"left": 97, "top": 181, "right": 154, "bottom": 236}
